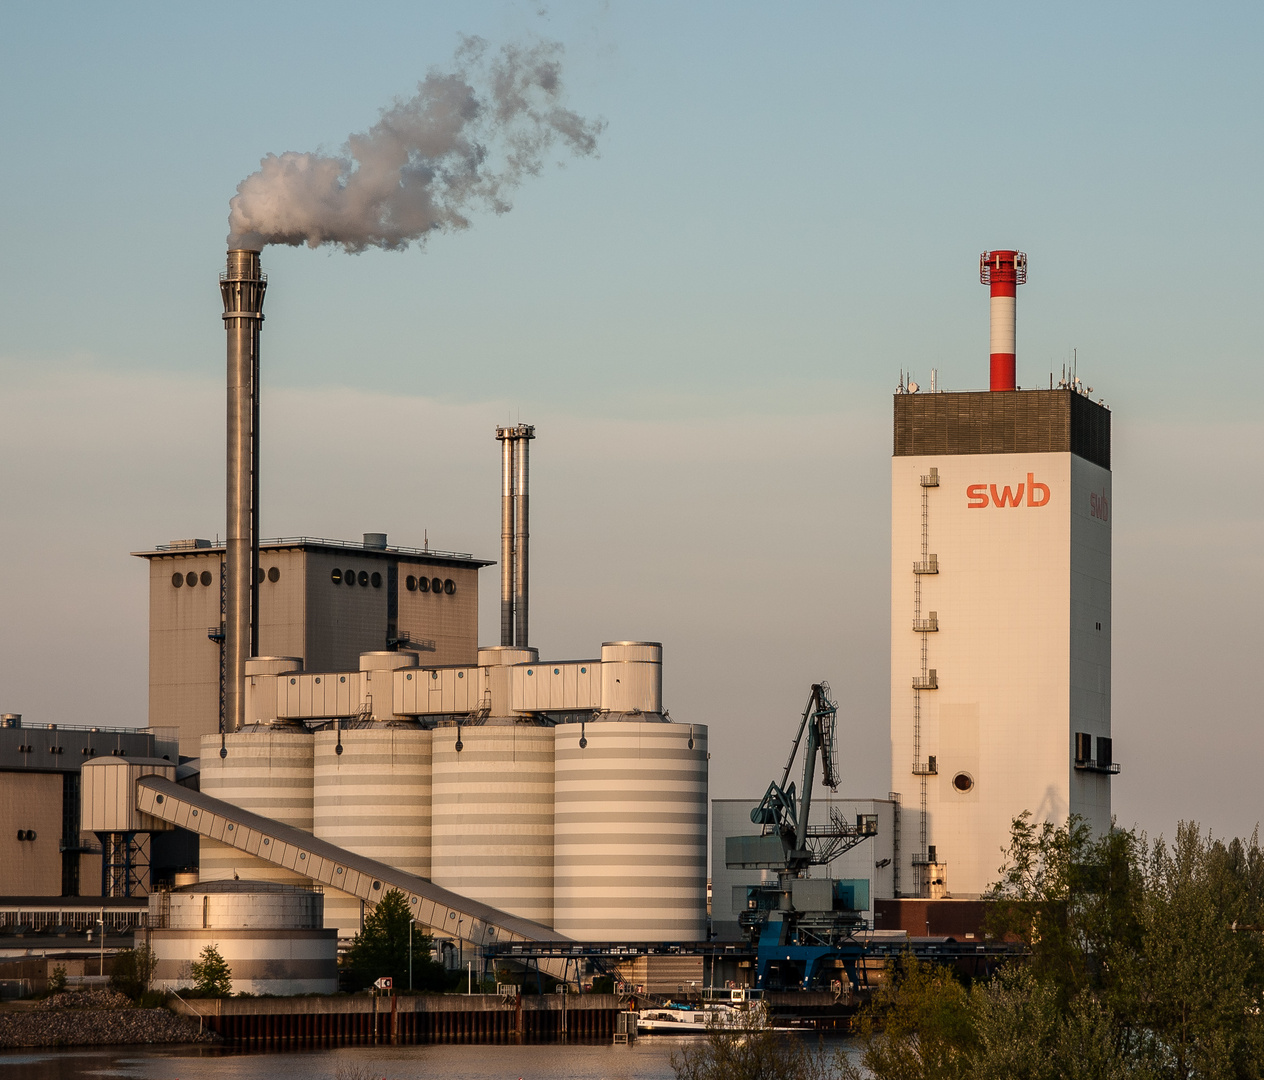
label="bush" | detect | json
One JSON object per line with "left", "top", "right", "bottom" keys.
{"left": 48, "top": 965, "right": 68, "bottom": 994}
{"left": 110, "top": 945, "right": 158, "bottom": 1000}
{"left": 190, "top": 944, "right": 233, "bottom": 997}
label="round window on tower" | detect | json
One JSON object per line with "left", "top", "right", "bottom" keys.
{"left": 405, "top": 575, "right": 417, "bottom": 591}
{"left": 418, "top": 576, "right": 430, "bottom": 593}
{"left": 370, "top": 572, "right": 382, "bottom": 588}
{"left": 185, "top": 571, "right": 198, "bottom": 587}
{"left": 331, "top": 568, "right": 342, "bottom": 584}
{"left": 268, "top": 567, "right": 280, "bottom": 583}
{"left": 431, "top": 577, "right": 442, "bottom": 594}
{"left": 200, "top": 571, "right": 213, "bottom": 587}
{"left": 358, "top": 570, "right": 369, "bottom": 587}
{"left": 345, "top": 568, "right": 356, "bottom": 586}
{"left": 952, "top": 772, "right": 975, "bottom": 793}
{"left": 443, "top": 579, "right": 455, "bottom": 595}
{"left": 172, "top": 572, "right": 184, "bottom": 588}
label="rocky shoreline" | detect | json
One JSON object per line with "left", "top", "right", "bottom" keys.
{"left": 0, "top": 989, "right": 218, "bottom": 1049}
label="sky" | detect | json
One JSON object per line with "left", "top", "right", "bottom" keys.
{"left": 1, "top": 2, "right": 1261, "bottom": 852}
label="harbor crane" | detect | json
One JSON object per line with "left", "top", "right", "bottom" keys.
{"left": 725, "top": 682, "right": 877, "bottom": 989}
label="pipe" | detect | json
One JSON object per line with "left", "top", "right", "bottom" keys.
{"left": 220, "top": 249, "right": 267, "bottom": 733}
{"left": 979, "top": 249, "right": 1026, "bottom": 391}
{"left": 496, "top": 427, "right": 516, "bottom": 647}
{"left": 513, "top": 425, "right": 535, "bottom": 647}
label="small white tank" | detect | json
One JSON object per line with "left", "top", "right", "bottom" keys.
{"left": 600, "top": 642, "right": 663, "bottom": 713}
{"left": 430, "top": 724, "right": 555, "bottom": 926}
{"left": 313, "top": 725, "right": 432, "bottom": 937}
{"left": 244, "top": 656, "right": 303, "bottom": 725}
{"left": 360, "top": 651, "right": 419, "bottom": 721}
{"left": 198, "top": 728, "right": 314, "bottom": 887}
{"left": 553, "top": 720, "right": 707, "bottom": 941}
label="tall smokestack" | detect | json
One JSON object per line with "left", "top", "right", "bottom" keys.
{"left": 220, "top": 249, "right": 267, "bottom": 732}
{"left": 979, "top": 249, "right": 1027, "bottom": 391}
{"left": 513, "top": 425, "right": 534, "bottom": 647}
{"left": 496, "top": 427, "right": 516, "bottom": 647}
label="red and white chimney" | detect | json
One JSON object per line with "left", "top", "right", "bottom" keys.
{"left": 979, "top": 249, "right": 1027, "bottom": 391}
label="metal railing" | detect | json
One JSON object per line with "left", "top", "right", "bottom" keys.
{"left": 912, "top": 557, "right": 939, "bottom": 574}
{"left": 912, "top": 671, "right": 938, "bottom": 690}
{"left": 152, "top": 535, "right": 476, "bottom": 561}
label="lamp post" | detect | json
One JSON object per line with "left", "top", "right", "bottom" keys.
{"left": 409, "top": 919, "right": 413, "bottom": 992}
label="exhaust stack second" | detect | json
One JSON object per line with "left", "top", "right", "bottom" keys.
{"left": 979, "top": 249, "right": 1027, "bottom": 391}
{"left": 495, "top": 423, "right": 535, "bottom": 647}
{"left": 221, "top": 249, "right": 267, "bottom": 733}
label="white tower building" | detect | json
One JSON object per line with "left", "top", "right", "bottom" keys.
{"left": 890, "top": 254, "right": 1115, "bottom": 899}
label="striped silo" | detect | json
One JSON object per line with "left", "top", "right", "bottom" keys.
{"left": 197, "top": 727, "right": 314, "bottom": 887}
{"left": 312, "top": 725, "right": 432, "bottom": 937}
{"left": 553, "top": 720, "right": 708, "bottom": 941}
{"left": 429, "top": 724, "right": 555, "bottom": 927}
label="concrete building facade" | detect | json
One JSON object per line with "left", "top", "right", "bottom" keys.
{"left": 889, "top": 389, "right": 1113, "bottom": 898}
{"left": 133, "top": 537, "right": 490, "bottom": 756}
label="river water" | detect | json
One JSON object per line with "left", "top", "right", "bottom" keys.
{"left": 0, "top": 1037, "right": 862, "bottom": 1079}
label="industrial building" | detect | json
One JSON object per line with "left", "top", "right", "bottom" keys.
{"left": 0, "top": 244, "right": 1115, "bottom": 991}
{"left": 888, "top": 250, "right": 1115, "bottom": 899}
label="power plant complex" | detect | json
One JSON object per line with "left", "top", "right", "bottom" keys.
{"left": 0, "top": 246, "right": 1114, "bottom": 998}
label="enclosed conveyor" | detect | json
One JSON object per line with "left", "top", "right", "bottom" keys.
{"left": 132, "top": 775, "right": 570, "bottom": 956}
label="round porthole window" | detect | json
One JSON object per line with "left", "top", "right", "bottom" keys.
{"left": 580, "top": 667, "right": 586, "bottom": 674}
{"left": 406, "top": 575, "right": 417, "bottom": 591}
{"left": 370, "top": 572, "right": 382, "bottom": 588}
{"left": 339, "top": 676, "right": 346, "bottom": 683}
{"left": 314, "top": 677, "right": 321, "bottom": 684}
{"left": 344, "top": 568, "right": 355, "bottom": 586}
{"left": 406, "top": 673, "right": 412, "bottom": 681}
{"left": 331, "top": 569, "right": 342, "bottom": 584}
{"left": 358, "top": 570, "right": 369, "bottom": 587}
{"left": 418, "top": 576, "right": 430, "bottom": 593}
{"left": 256, "top": 568, "right": 265, "bottom": 584}
{"left": 185, "top": 571, "right": 198, "bottom": 587}
{"left": 431, "top": 577, "right": 442, "bottom": 594}
{"left": 443, "top": 579, "right": 455, "bottom": 595}
{"left": 457, "top": 671, "right": 464, "bottom": 679}
{"left": 952, "top": 772, "right": 975, "bottom": 793}
{"left": 200, "top": 571, "right": 213, "bottom": 587}
{"left": 268, "top": 567, "right": 280, "bottom": 583}
{"left": 554, "top": 668, "right": 560, "bottom": 675}
{"left": 172, "top": 572, "right": 184, "bottom": 588}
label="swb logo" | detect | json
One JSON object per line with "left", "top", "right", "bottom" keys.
{"left": 1090, "top": 489, "right": 1109, "bottom": 521}
{"left": 967, "top": 473, "right": 1050, "bottom": 509}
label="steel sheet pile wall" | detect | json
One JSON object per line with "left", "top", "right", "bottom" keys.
{"left": 430, "top": 726, "right": 555, "bottom": 927}
{"left": 199, "top": 729, "right": 314, "bottom": 886}
{"left": 313, "top": 727, "right": 432, "bottom": 935}
{"left": 552, "top": 722, "right": 708, "bottom": 941}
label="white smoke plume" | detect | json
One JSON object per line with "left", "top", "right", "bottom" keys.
{"left": 227, "top": 37, "right": 603, "bottom": 252}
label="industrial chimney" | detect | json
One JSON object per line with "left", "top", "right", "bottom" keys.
{"left": 220, "top": 249, "right": 267, "bottom": 732}
{"left": 979, "top": 250, "right": 1027, "bottom": 391}
{"left": 495, "top": 423, "right": 535, "bottom": 647}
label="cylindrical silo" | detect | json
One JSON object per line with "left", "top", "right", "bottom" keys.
{"left": 198, "top": 728, "right": 313, "bottom": 887}
{"left": 430, "top": 724, "right": 555, "bottom": 927}
{"left": 553, "top": 720, "right": 707, "bottom": 941}
{"left": 313, "top": 725, "right": 432, "bottom": 937}
{"left": 600, "top": 641, "right": 663, "bottom": 713}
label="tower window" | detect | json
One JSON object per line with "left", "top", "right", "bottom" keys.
{"left": 331, "top": 568, "right": 342, "bottom": 584}
{"left": 952, "top": 772, "right": 974, "bottom": 793}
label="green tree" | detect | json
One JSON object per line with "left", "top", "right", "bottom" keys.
{"left": 110, "top": 944, "right": 158, "bottom": 999}
{"left": 190, "top": 943, "right": 233, "bottom": 997}
{"left": 844, "top": 955, "right": 976, "bottom": 1080}
{"left": 343, "top": 889, "right": 447, "bottom": 992}
{"left": 48, "top": 965, "right": 68, "bottom": 994}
